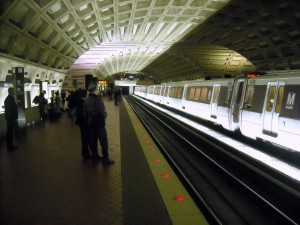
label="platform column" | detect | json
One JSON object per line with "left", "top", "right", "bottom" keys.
{"left": 13, "top": 67, "right": 26, "bottom": 136}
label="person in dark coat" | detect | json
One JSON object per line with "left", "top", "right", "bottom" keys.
{"left": 76, "top": 89, "right": 91, "bottom": 159}
{"left": 39, "top": 90, "right": 48, "bottom": 121}
{"left": 84, "top": 84, "right": 114, "bottom": 165}
{"left": 4, "top": 87, "right": 18, "bottom": 151}
{"left": 114, "top": 88, "right": 120, "bottom": 105}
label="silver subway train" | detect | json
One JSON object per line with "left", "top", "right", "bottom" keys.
{"left": 134, "top": 73, "right": 300, "bottom": 152}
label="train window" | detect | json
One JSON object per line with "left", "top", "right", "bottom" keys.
{"left": 212, "top": 87, "right": 220, "bottom": 103}
{"left": 207, "top": 89, "right": 212, "bottom": 102}
{"left": 177, "top": 87, "right": 183, "bottom": 98}
{"left": 173, "top": 88, "right": 177, "bottom": 98}
{"left": 236, "top": 82, "right": 244, "bottom": 103}
{"left": 169, "top": 87, "right": 182, "bottom": 99}
{"left": 186, "top": 87, "right": 193, "bottom": 100}
{"left": 169, "top": 88, "right": 174, "bottom": 97}
{"left": 275, "top": 86, "right": 284, "bottom": 113}
{"left": 225, "top": 86, "right": 233, "bottom": 105}
{"left": 195, "top": 87, "right": 201, "bottom": 101}
{"left": 172, "top": 88, "right": 176, "bottom": 98}
{"left": 165, "top": 87, "right": 168, "bottom": 97}
{"left": 200, "top": 87, "right": 208, "bottom": 102}
{"left": 189, "top": 87, "right": 194, "bottom": 100}
{"left": 248, "top": 85, "right": 266, "bottom": 113}
{"left": 149, "top": 87, "right": 153, "bottom": 94}
{"left": 200, "top": 87, "right": 210, "bottom": 103}
{"left": 266, "top": 86, "right": 276, "bottom": 112}
{"left": 154, "top": 87, "right": 161, "bottom": 95}
{"left": 244, "top": 85, "right": 254, "bottom": 109}
{"left": 218, "top": 86, "right": 228, "bottom": 106}
{"left": 170, "top": 87, "right": 174, "bottom": 97}
{"left": 161, "top": 87, "right": 165, "bottom": 96}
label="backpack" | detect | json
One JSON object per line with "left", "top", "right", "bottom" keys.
{"left": 33, "top": 95, "right": 40, "bottom": 104}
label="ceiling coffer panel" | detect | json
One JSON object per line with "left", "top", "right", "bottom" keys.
{"left": 1, "top": 0, "right": 300, "bottom": 83}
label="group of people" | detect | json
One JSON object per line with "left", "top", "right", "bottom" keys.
{"left": 36, "top": 90, "right": 61, "bottom": 122}
{"left": 76, "top": 84, "right": 114, "bottom": 165}
{"left": 4, "top": 85, "right": 114, "bottom": 165}
{"left": 107, "top": 87, "right": 123, "bottom": 105}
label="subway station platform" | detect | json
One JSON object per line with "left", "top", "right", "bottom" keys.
{"left": 0, "top": 97, "right": 207, "bottom": 225}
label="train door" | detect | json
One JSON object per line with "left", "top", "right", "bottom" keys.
{"left": 166, "top": 85, "right": 170, "bottom": 105}
{"left": 160, "top": 85, "right": 165, "bottom": 104}
{"left": 182, "top": 84, "right": 188, "bottom": 109}
{"left": 210, "top": 83, "right": 220, "bottom": 119}
{"left": 262, "top": 82, "right": 285, "bottom": 137}
{"left": 232, "top": 79, "right": 246, "bottom": 123}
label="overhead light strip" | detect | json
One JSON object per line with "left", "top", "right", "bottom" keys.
{"left": 144, "top": 23, "right": 152, "bottom": 34}
{"left": 156, "top": 22, "right": 165, "bottom": 35}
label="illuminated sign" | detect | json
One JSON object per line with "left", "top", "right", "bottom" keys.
{"left": 246, "top": 71, "right": 266, "bottom": 78}
{"left": 98, "top": 80, "right": 107, "bottom": 84}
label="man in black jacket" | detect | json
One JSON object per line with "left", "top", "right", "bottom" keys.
{"left": 38, "top": 90, "right": 48, "bottom": 121}
{"left": 4, "top": 87, "right": 18, "bottom": 151}
{"left": 84, "top": 84, "right": 114, "bottom": 165}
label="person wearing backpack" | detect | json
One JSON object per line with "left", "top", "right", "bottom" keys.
{"left": 76, "top": 89, "right": 91, "bottom": 160}
{"left": 39, "top": 90, "right": 48, "bottom": 122}
{"left": 83, "top": 84, "right": 114, "bottom": 165}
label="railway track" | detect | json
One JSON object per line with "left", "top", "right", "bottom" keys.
{"left": 126, "top": 95, "right": 300, "bottom": 225}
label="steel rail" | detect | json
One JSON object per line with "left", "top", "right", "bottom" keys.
{"left": 127, "top": 96, "right": 299, "bottom": 225}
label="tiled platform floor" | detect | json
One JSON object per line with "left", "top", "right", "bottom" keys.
{"left": 0, "top": 96, "right": 175, "bottom": 225}
{"left": 0, "top": 97, "right": 122, "bottom": 225}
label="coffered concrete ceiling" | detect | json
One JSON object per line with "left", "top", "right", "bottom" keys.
{"left": 1, "top": 0, "right": 300, "bottom": 85}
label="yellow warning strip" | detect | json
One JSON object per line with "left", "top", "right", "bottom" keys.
{"left": 124, "top": 99, "right": 209, "bottom": 225}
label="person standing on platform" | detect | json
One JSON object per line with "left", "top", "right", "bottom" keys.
{"left": 4, "top": 87, "right": 18, "bottom": 151}
{"left": 114, "top": 88, "right": 120, "bottom": 105}
{"left": 76, "top": 89, "right": 91, "bottom": 160}
{"left": 54, "top": 91, "right": 61, "bottom": 118}
{"left": 67, "top": 90, "right": 78, "bottom": 125}
{"left": 61, "top": 89, "right": 66, "bottom": 112}
{"left": 64, "top": 90, "right": 70, "bottom": 116}
{"left": 38, "top": 90, "right": 48, "bottom": 122}
{"left": 84, "top": 84, "right": 114, "bottom": 165}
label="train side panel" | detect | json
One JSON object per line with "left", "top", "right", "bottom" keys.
{"left": 147, "top": 85, "right": 156, "bottom": 101}
{"left": 183, "top": 81, "right": 214, "bottom": 122}
{"left": 183, "top": 79, "right": 235, "bottom": 130}
{"left": 165, "top": 82, "right": 185, "bottom": 111}
{"left": 152, "top": 85, "right": 164, "bottom": 103}
{"left": 159, "top": 84, "right": 167, "bottom": 105}
{"left": 212, "top": 80, "right": 235, "bottom": 130}
{"left": 240, "top": 74, "right": 300, "bottom": 152}
{"left": 134, "top": 86, "right": 148, "bottom": 98}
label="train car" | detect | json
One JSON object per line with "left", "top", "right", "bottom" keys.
{"left": 151, "top": 83, "right": 167, "bottom": 104}
{"left": 160, "top": 83, "right": 168, "bottom": 105}
{"left": 134, "top": 85, "right": 148, "bottom": 99}
{"left": 147, "top": 85, "right": 160, "bottom": 103}
{"left": 182, "top": 78, "right": 237, "bottom": 131}
{"left": 239, "top": 73, "right": 300, "bottom": 152}
{"left": 133, "top": 73, "right": 300, "bottom": 152}
{"left": 164, "top": 81, "right": 186, "bottom": 111}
